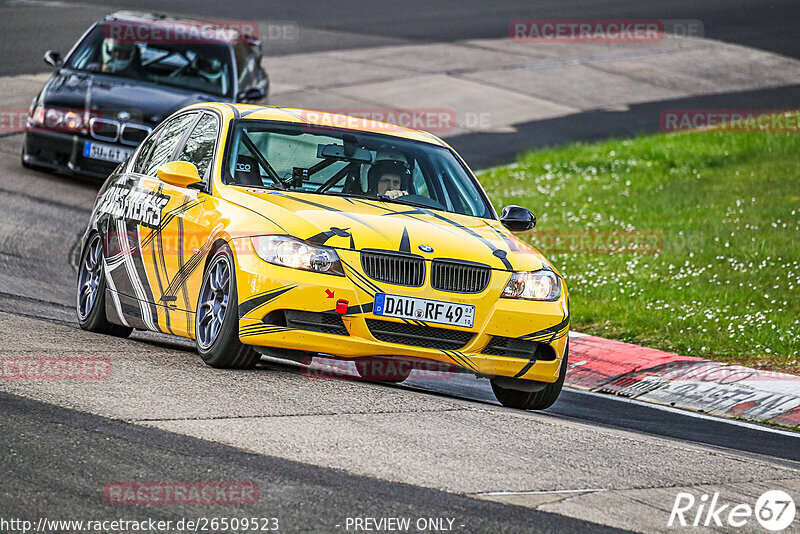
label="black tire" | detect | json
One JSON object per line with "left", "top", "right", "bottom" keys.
{"left": 354, "top": 357, "right": 412, "bottom": 383}
{"left": 76, "top": 233, "right": 133, "bottom": 338}
{"left": 491, "top": 342, "right": 569, "bottom": 410}
{"left": 195, "top": 245, "right": 260, "bottom": 369}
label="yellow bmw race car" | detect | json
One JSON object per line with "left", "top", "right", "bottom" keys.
{"left": 77, "top": 103, "right": 570, "bottom": 410}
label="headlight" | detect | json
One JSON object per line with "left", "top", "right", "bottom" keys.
{"left": 501, "top": 270, "right": 561, "bottom": 301}
{"left": 45, "top": 108, "right": 63, "bottom": 128}
{"left": 29, "top": 105, "right": 45, "bottom": 127}
{"left": 251, "top": 235, "right": 344, "bottom": 276}
{"left": 62, "top": 110, "right": 83, "bottom": 130}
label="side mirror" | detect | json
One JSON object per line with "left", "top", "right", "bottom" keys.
{"left": 43, "top": 50, "right": 63, "bottom": 68}
{"left": 500, "top": 205, "right": 536, "bottom": 232}
{"left": 237, "top": 86, "right": 266, "bottom": 102}
{"left": 156, "top": 161, "right": 203, "bottom": 189}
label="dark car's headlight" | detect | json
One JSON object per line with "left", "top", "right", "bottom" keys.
{"left": 251, "top": 236, "right": 344, "bottom": 276}
{"left": 501, "top": 270, "right": 561, "bottom": 301}
{"left": 29, "top": 106, "right": 84, "bottom": 131}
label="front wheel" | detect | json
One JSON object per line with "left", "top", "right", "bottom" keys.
{"left": 195, "top": 245, "right": 260, "bottom": 369}
{"left": 76, "top": 233, "right": 133, "bottom": 338}
{"left": 491, "top": 342, "right": 569, "bottom": 410}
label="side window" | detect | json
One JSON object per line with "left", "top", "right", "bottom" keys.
{"left": 132, "top": 129, "right": 160, "bottom": 174}
{"left": 175, "top": 113, "right": 219, "bottom": 181}
{"left": 139, "top": 113, "right": 197, "bottom": 177}
{"left": 234, "top": 44, "right": 257, "bottom": 89}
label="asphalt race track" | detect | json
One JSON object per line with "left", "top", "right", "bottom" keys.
{"left": 1, "top": 1, "right": 799, "bottom": 532}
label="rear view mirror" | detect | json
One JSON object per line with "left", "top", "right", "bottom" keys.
{"left": 157, "top": 161, "right": 203, "bottom": 189}
{"left": 317, "top": 143, "right": 372, "bottom": 163}
{"left": 43, "top": 50, "right": 63, "bottom": 68}
{"left": 500, "top": 205, "right": 536, "bottom": 232}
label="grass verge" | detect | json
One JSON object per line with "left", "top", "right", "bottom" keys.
{"left": 480, "top": 114, "right": 800, "bottom": 373}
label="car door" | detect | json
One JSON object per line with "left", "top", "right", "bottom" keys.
{"left": 98, "top": 111, "right": 195, "bottom": 332}
{"left": 139, "top": 111, "right": 222, "bottom": 338}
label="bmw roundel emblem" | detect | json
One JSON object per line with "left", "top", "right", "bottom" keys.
{"left": 418, "top": 244, "right": 434, "bottom": 253}
{"left": 117, "top": 111, "right": 130, "bottom": 121}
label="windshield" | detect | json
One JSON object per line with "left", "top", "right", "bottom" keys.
{"left": 67, "top": 25, "right": 234, "bottom": 97}
{"left": 224, "top": 120, "right": 494, "bottom": 219}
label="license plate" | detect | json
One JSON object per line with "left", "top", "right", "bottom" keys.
{"left": 83, "top": 141, "right": 133, "bottom": 163}
{"left": 373, "top": 293, "right": 475, "bottom": 328}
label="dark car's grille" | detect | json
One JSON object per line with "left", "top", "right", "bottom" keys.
{"left": 266, "top": 310, "right": 348, "bottom": 336}
{"left": 90, "top": 118, "right": 119, "bottom": 142}
{"left": 120, "top": 123, "right": 152, "bottom": 146}
{"left": 482, "top": 336, "right": 557, "bottom": 361}
{"left": 361, "top": 250, "right": 424, "bottom": 286}
{"left": 431, "top": 260, "right": 491, "bottom": 293}
{"left": 366, "top": 319, "right": 473, "bottom": 350}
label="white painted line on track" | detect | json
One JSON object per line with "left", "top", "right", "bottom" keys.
{"left": 566, "top": 387, "right": 800, "bottom": 438}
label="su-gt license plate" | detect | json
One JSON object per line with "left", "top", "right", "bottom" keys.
{"left": 373, "top": 293, "right": 475, "bottom": 328}
{"left": 83, "top": 141, "right": 133, "bottom": 163}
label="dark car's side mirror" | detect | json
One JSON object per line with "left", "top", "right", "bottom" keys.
{"left": 237, "top": 86, "right": 266, "bottom": 102}
{"left": 500, "top": 205, "right": 536, "bottom": 232}
{"left": 43, "top": 50, "right": 63, "bottom": 68}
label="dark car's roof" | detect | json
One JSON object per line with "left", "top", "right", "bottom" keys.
{"left": 102, "top": 11, "right": 259, "bottom": 46}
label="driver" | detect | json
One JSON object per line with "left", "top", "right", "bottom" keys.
{"left": 101, "top": 39, "right": 139, "bottom": 75}
{"left": 193, "top": 55, "right": 225, "bottom": 91}
{"left": 367, "top": 159, "right": 411, "bottom": 199}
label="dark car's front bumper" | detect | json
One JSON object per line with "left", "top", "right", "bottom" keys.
{"left": 22, "top": 128, "right": 124, "bottom": 179}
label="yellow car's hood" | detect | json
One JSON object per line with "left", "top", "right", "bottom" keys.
{"left": 224, "top": 187, "right": 548, "bottom": 272}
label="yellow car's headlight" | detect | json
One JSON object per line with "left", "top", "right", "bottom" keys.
{"left": 251, "top": 236, "right": 344, "bottom": 276}
{"left": 501, "top": 270, "right": 561, "bottom": 301}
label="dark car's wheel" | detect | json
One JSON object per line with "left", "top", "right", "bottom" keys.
{"left": 491, "top": 342, "right": 569, "bottom": 410}
{"left": 76, "top": 233, "right": 133, "bottom": 338}
{"left": 354, "top": 357, "right": 413, "bottom": 383}
{"left": 195, "top": 245, "right": 260, "bottom": 369}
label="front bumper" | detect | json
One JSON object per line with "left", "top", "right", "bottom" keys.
{"left": 23, "top": 128, "right": 121, "bottom": 179}
{"left": 231, "top": 239, "right": 569, "bottom": 383}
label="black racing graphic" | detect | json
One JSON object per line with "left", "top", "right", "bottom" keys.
{"left": 238, "top": 285, "right": 297, "bottom": 317}
{"left": 307, "top": 227, "right": 352, "bottom": 246}
{"left": 514, "top": 360, "right": 536, "bottom": 378}
{"left": 239, "top": 324, "right": 293, "bottom": 338}
{"left": 399, "top": 227, "right": 411, "bottom": 253}
{"left": 282, "top": 195, "right": 392, "bottom": 241}
{"left": 140, "top": 197, "right": 202, "bottom": 249}
{"left": 224, "top": 103, "right": 242, "bottom": 119}
{"left": 483, "top": 220, "right": 520, "bottom": 252}
{"left": 97, "top": 184, "right": 171, "bottom": 229}
{"left": 159, "top": 234, "right": 212, "bottom": 303}
{"left": 519, "top": 315, "right": 570, "bottom": 343}
{"left": 440, "top": 350, "right": 478, "bottom": 372}
{"left": 349, "top": 198, "right": 514, "bottom": 270}
{"left": 340, "top": 259, "right": 383, "bottom": 297}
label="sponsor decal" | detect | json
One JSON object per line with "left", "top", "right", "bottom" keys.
{"left": 98, "top": 185, "right": 170, "bottom": 229}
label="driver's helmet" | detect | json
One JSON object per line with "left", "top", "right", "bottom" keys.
{"left": 101, "top": 39, "right": 135, "bottom": 72}
{"left": 367, "top": 159, "right": 412, "bottom": 196}
{"left": 362, "top": 145, "right": 410, "bottom": 193}
{"left": 194, "top": 56, "right": 224, "bottom": 85}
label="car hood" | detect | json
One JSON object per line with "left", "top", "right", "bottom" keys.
{"left": 224, "top": 187, "right": 548, "bottom": 272}
{"left": 40, "top": 69, "right": 225, "bottom": 125}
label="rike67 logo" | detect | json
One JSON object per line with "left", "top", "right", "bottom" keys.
{"left": 669, "top": 490, "right": 796, "bottom": 531}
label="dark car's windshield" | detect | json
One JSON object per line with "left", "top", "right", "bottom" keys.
{"left": 68, "top": 25, "right": 234, "bottom": 97}
{"left": 224, "top": 120, "right": 494, "bottom": 219}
